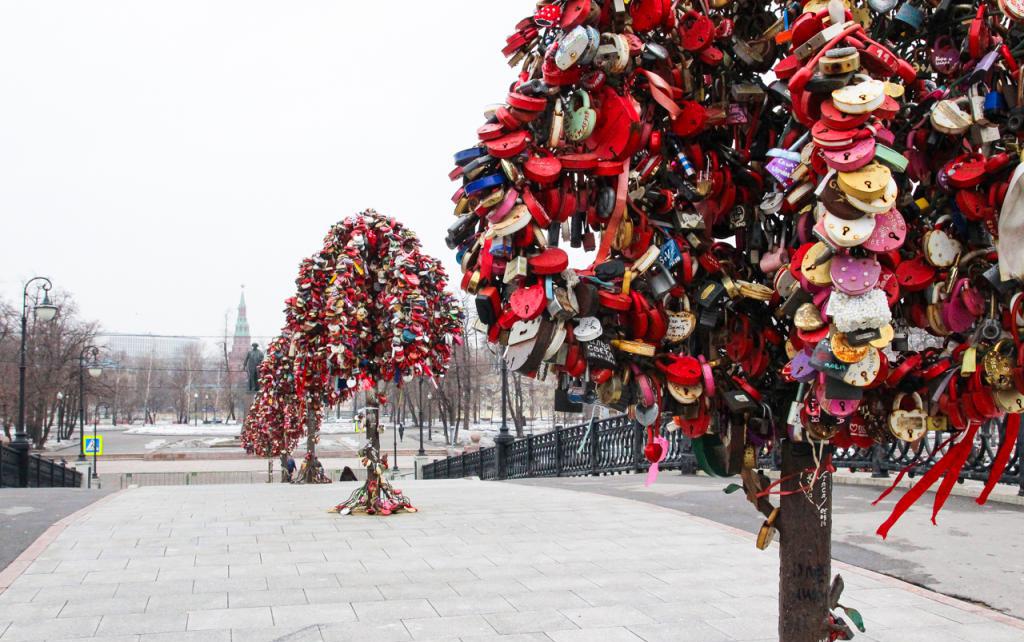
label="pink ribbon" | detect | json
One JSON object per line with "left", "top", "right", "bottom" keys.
{"left": 645, "top": 436, "right": 669, "bottom": 487}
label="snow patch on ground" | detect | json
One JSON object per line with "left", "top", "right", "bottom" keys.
{"left": 125, "top": 424, "right": 241, "bottom": 437}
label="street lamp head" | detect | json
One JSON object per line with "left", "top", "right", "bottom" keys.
{"left": 56, "top": 391, "right": 64, "bottom": 400}
{"left": 34, "top": 292, "right": 58, "bottom": 322}
{"left": 88, "top": 366, "right": 103, "bottom": 378}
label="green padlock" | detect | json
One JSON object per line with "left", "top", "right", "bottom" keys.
{"left": 565, "top": 90, "right": 596, "bottom": 142}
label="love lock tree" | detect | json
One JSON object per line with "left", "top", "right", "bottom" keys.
{"left": 443, "top": 1, "right": 1024, "bottom": 640}
{"left": 254, "top": 209, "right": 463, "bottom": 503}
{"left": 280, "top": 253, "right": 343, "bottom": 484}
{"left": 320, "top": 210, "right": 463, "bottom": 514}
{"left": 240, "top": 335, "right": 305, "bottom": 481}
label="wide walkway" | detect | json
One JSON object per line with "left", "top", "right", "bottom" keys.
{"left": 517, "top": 473, "right": 1024, "bottom": 618}
{"left": 0, "top": 481, "right": 1021, "bottom": 641}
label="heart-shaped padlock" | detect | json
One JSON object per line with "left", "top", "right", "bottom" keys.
{"left": 565, "top": 90, "right": 597, "bottom": 142}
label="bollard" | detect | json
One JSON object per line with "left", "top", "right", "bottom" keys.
{"left": 870, "top": 442, "right": 890, "bottom": 478}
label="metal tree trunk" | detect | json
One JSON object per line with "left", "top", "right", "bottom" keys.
{"left": 364, "top": 385, "right": 382, "bottom": 504}
{"left": 778, "top": 441, "right": 832, "bottom": 642}
{"left": 302, "top": 401, "right": 318, "bottom": 483}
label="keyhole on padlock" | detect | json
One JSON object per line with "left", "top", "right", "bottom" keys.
{"left": 864, "top": 180, "right": 872, "bottom": 189}
{"left": 843, "top": 226, "right": 851, "bottom": 235}
{"left": 840, "top": 401, "right": 846, "bottom": 411}
{"left": 843, "top": 152, "right": 850, "bottom": 160}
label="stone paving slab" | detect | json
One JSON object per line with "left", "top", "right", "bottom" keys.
{"left": 0, "top": 480, "right": 1021, "bottom": 641}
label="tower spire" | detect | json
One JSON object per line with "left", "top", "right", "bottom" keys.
{"left": 235, "top": 285, "right": 250, "bottom": 339}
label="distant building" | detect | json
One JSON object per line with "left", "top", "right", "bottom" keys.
{"left": 99, "top": 333, "right": 201, "bottom": 361}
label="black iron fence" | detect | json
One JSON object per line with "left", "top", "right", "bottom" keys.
{"left": 421, "top": 415, "right": 1024, "bottom": 495}
{"left": 0, "top": 443, "right": 83, "bottom": 488}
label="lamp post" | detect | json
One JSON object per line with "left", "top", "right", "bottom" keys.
{"left": 78, "top": 345, "right": 102, "bottom": 461}
{"left": 426, "top": 393, "right": 433, "bottom": 441}
{"left": 493, "top": 355, "right": 514, "bottom": 479}
{"left": 204, "top": 394, "right": 210, "bottom": 423}
{"left": 56, "top": 392, "right": 64, "bottom": 443}
{"left": 193, "top": 393, "right": 199, "bottom": 427}
{"left": 417, "top": 379, "right": 426, "bottom": 457}
{"left": 15, "top": 277, "right": 59, "bottom": 487}
{"left": 392, "top": 391, "right": 401, "bottom": 473}
{"left": 92, "top": 402, "right": 109, "bottom": 480}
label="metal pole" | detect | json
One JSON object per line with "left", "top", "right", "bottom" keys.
{"left": 501, "top": 358, "right": 509, "bottom": 434}
{"left": 1017, "top": 418, "right": 1024, "bottom": 497}
{"left": 870, "top": 442, "right": 889, "bottom": 478}
{"left": 77, "top": 345, "right": 99, "bottom": 461}
{"left": 92, "top": 408, "right": 100, "bottom": 480}
{"left": 78, "top": 358, "right": 85, "bottom": 460}
{"left": 393, "top": 390, "right": 401, "bottom": 472}
{"left": 418, "top": 383, "right": 426, "bottom": 456}
{"left": 15, "top": 291, "right": 30, "bottom": 487}
{"left": 15, "top": 277, "right": 53, "bottom": 487}
{"left": 494, "top": 358, "right": 513, "bottom": 479}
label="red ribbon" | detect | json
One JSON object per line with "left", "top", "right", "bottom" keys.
{"left": 590, "top": 158, "right": 631, "bottom": 268}
{"left": 871, "top": 433, "right": 955, "bottom": 507}
{"left": 977, "top": 414, "right": 1021, "bottom": 505}
{"left": 635, "top": 69, "right": 681, "bottom": 119}
{"left": 876, "top": 424, "right": 980, "bottom": 539}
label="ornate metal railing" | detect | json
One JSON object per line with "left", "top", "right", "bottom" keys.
{"left": 421, "top": 415, "right": 1024, "bottom": 495}
{"left": 0, "top": 443, "right": 83, "bottom": 488}
{"left": 831, "top": 420, "right": 1022, "bottom": 484}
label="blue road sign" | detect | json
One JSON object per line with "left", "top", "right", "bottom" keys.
{"left": 83, "top": 436, "right": 104, "bottom": 456}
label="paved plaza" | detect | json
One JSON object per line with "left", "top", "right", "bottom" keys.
{"left": 0, "top": 480, "right": 1022, "bottom": 641}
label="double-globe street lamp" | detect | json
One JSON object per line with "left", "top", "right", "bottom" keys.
{"left": 15, "top": 277, "right": 59, "bottom": 487}
{"left": 78, "top": 345, "right": 102, "bottom": 461}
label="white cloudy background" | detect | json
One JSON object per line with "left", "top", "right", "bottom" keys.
{"left": 0, "top": 0, "right": 526, "bottom": 338}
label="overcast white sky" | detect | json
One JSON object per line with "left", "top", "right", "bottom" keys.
{"left": 0, "top": 1, "right": 525, "bottom": 340}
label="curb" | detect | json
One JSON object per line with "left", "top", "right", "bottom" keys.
{"left": 0, "top": 491, "right": 124, "bottom": 594}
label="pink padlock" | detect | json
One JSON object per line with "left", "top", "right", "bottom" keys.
{"left": 861, "top": 208, "right": 906, "bottom": 252}
{"left": 822, "top": 137, "right": 876, "bottom": 172}
{"left": 830, "top": 254, "right": 881, "bottom": 295}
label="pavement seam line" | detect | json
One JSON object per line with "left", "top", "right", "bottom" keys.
{"left": 764, "top": 469, "right": 1024, "bottom": 507}
{"left": 517, "top": 479, "right": 1024, "bottom": 631}
{"left": 0, "top": 489, "right": 124, "bottom": 593}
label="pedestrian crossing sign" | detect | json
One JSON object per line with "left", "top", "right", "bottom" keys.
{"left": 84, "top": 436, "right": 104, "bottom": 456}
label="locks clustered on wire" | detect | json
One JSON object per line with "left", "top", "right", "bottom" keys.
{"left": 448, "top": 0, "right": 1024, "bottom": 537}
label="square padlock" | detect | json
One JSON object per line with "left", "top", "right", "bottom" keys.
{"left": 503, "top": 256, "right": 528, "bottom": 284}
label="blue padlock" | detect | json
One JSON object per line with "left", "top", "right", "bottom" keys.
{"left": 984, "top": 90, "right": 1008, "bottom": 122}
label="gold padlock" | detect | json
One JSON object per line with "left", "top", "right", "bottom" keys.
{"left": 743, "top": 445, "right": 757, "bottom": 469}
{"left": 983, "top": 340, "right": 1015, "bottom": 390}
{"left": 756, "top": 507, "right": 780, "bottom": 551}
